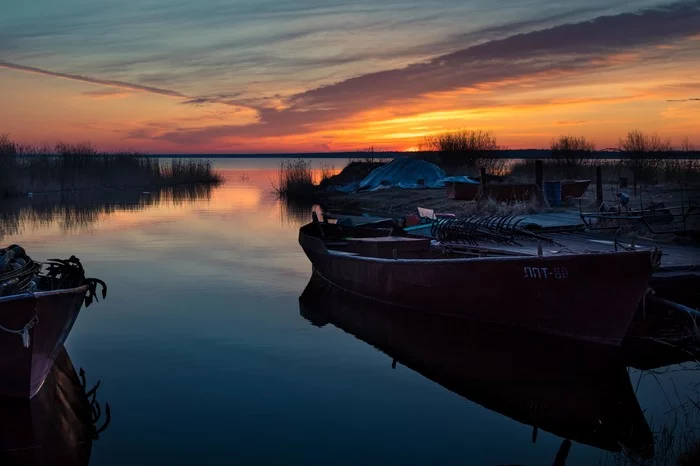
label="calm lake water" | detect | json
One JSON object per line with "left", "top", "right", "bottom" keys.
{"left": 2, "top": 158, "right": 699, "bottom": 466}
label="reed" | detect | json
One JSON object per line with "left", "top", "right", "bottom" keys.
{"left": 274, "top": 159, "right": 316, "bottom": 200}
{"left": 508, "top": 158, "right": 600, "bottom": 182}
{"left": 659, "top": 159, "right": 700, "bottom": 185}
{"left": 0, "top": 136, "right": 222, "bottom": 199}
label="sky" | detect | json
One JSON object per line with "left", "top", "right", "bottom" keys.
{"left": 0, "top": 0, "right": 698, "bottom": 153}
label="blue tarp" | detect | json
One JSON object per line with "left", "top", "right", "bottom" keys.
{"left": 440, "top": 176, "right": 479, "bottom": 185}
{"left": 328, "top": 157, "right": 479, "bottom": 193}
{"left": 357, "top": 157, "right": 446, "bottom": 191}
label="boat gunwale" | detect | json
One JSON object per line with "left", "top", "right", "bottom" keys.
{"left": 0, "top": 284, "right": 89, "bottom": 304}
{"left": 300, "top": 226, "right": 654, "bottom": 265}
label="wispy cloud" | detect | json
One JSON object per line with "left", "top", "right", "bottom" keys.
{"left": 0, "top": 61, "right": 186, "bottom": 97}
{"left": 1, "top": 60, "right": 256, "bottom": 112}
{"left": 556, "top": 120, "right": 590, "bottom": 126}
{"left": 154, "top": 1, "right": 700, "bottom": 146}
{"left": 666, "top": 97, "right": 700, "bottom": 102}
{"left": 82, "top": 88, "right": 132, "bottom": 99}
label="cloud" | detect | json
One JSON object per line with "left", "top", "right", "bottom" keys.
{"left": 180, "top": 97, "right": 212, "bottom": 106}
{"left": 1, "top": 60, "right": 256, "bottom": 112}
{"left": 556, "top": 120, "right": 590, "bottom": 126}
{"left": 154, "top": 1, "right": 700, "bottom": 146}
{"left": 125, "top": 129, "right": 157, "bottom": 140}
{"left": 666, "top": 98, "right": 700, "bottom": 102}
{"left": 0, "top": 61, "right": 186, "bottom": 97}
{"left": 82, "top": 88, "right": 132, "bottom": 99}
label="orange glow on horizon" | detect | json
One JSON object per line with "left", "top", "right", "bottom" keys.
{"left": 2, "top": 34, "right": 699, "bottom": 153}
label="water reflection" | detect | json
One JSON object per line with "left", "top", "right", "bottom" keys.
{"left": 0, "top": 347, "right": 109, "bottom": 465}
{"left": 0, "top": 184, "right": 214, "bottom": 239}
{"left": 279, "top": 198, "right": 322, "bottom": 226}
{"left": 299, "top": 275, "right": 655, "bottom": 463}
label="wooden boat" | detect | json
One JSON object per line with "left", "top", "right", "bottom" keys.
{"left": 0, "top": 286, "right": 89, "bottom": 398}
{"left": 298, "top": 219, "right": 656, "bottom": 345}
{"left": 299, "top": 276, "right": 654, "bottom": 459}
{"left": 0, "top": 347, "right": 108, "bottom": 465}
{"left": 0, "top": 250, "right": 105, "bottom": 399}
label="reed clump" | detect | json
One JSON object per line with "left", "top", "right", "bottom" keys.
{"left": 274, "top": 159, "right": 316, "bottom": 200}
{"left": 0, "top": 135, "right": 222, "bottom": 199}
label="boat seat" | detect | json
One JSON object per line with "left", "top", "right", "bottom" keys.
{"left": 345, "top": 236, "right": 431, "bottom": 258}
{"left": 323, "top": 241, "right": 349, "bottom": 248}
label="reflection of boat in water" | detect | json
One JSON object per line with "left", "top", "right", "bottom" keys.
{"left": 299, "top": 275, "right": 654, "bottom": 460}
{"left": 0, "top": 346, "right": 109, "bottom": 465}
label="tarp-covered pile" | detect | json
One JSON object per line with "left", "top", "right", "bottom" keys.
{"left": 331, "top": 157, "right": 479, "bottom": 193}
{"left": 358, "top": 157, "right": 445, "bottom": 191}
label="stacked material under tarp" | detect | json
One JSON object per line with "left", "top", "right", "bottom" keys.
{"left": 357, "top": 157, "right": 447, "bottom": 191}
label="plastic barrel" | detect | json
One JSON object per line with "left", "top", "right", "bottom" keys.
{"left": 543, "top": 181, "right": 562, "bottom": 206}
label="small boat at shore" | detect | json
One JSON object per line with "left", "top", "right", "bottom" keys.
{"left": 298, "top": 217, "right": 658, "bottom": 345}
{"left": 0, "top": 247, "right": 106, "bottom": 399}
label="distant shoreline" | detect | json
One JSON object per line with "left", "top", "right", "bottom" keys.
{"left": 143, "top": 149, "right": 700, "bottom": 160}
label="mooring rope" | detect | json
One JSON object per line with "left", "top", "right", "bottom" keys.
{"left": 0, "top": 315, "right": 39, "bottom": 348}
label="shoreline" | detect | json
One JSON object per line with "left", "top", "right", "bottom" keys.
{"left": 126, "top": 150, "right": 700, "bottom": 160}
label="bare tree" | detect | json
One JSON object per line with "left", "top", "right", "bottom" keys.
{"left": 419, "top": 129, "right": 499, "bottom": 168}
{"left": 619, "top": 130, "right": 672, "bottom": 186}
{"left": 551, "top": 135, "right": 595, "bottom": 179}
{"left": 0, "top": 134, "right": 17, "bottom": 156}
{"left": 680, "top": 136, "right": 695, "bottom": 152}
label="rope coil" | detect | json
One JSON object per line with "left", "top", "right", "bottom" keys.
{"left": 0, "top": 315, "right": 39, "bottom": 349}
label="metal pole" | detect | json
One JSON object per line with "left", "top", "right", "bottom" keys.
{"left": 596, "top": 166, "right": 603, "bottom": 209}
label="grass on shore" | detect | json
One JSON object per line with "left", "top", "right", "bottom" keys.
{"left": 0, "top": 135, "right": 222, "bottom": 199}
{"left": 275, "top": 157, "right": 391, "bottom": 201}
{"left": 508, "top": 158, "right": 700, "bottom": 187}
{"left": 273, "top": 159, "right": 317, "bottom": 200}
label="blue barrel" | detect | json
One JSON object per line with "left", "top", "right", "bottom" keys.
{"left": 543, "top": 181, "right": 562, "bottom": 206}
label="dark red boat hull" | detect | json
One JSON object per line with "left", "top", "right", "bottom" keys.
{"left": 0, "top": 286, "right": 88, "bottom": 399}
{"left": 299, "top": 226, "right": 653, "bottom": 345}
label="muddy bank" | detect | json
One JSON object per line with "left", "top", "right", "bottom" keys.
{"left": 320, "top": 188, "right": 541, "bottom": 217}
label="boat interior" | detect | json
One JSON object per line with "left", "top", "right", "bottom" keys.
{"left": 302, "top": 221, "right": 546, "bottom": 260}
{"left": 302, "top": 218, "right": 672, "bottom": 263}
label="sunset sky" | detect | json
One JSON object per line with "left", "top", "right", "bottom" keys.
{"left": 1, "top": 0, "right": 698, "bottom": 153}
